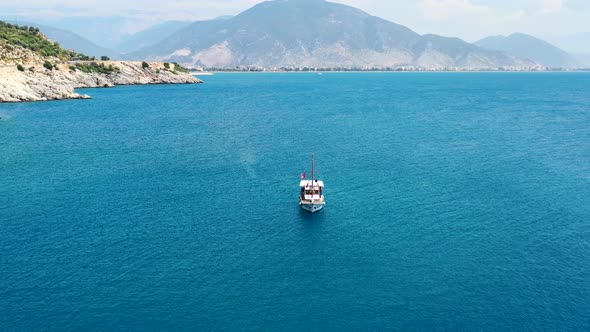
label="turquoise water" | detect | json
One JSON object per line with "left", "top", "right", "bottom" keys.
{"left": 1, "top": 72, "right": 589, "bottom": 330}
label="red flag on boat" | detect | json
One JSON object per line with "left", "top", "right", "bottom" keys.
{"left": 301, "top": 172, "right": 306, "bottom": 180}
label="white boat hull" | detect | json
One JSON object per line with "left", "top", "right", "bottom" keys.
{"left": 299, "top": 202, "right": 325, "bottom": 213}
{"left": 299, "top": 154, "right": 325, "bottom": 213}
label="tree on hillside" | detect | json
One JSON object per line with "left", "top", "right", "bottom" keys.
{"left": 101, "top": 56, "right": 110, "bottom": 61}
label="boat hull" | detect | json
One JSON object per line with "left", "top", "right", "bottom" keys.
{"left": 299, "top": 202, "right": 325, "bottom": 213}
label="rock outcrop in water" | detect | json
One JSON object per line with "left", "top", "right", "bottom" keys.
{"left": 0, "top": 62, "right": 202, "bottom": 102}
{"left": 0, "top": 21, "right": 202, "bottom": 103}
{"left": 0, "top": 61, "right": 202, "bottom": 103}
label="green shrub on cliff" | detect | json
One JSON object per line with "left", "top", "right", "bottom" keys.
{"left": 43, "top": 61, "right": 53, "bottom": 70}
{"left": 76, "top": 53, "right": 93, "bottom": 61}
{"left": 75, "top": 62, "right": 119, "bottom": 74}
{"left": 172, "top": 62, "right": 188, "bottom": 73}
{"left": 17, "top": 64, "right": 25, "bottom": 71}
{"left": 0, "top": 20, "right": 74, "bottom": 61}
{"left": 142, "top": 61, "right": 150, "bottom": 69}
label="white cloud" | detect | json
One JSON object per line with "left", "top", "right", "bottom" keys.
{"left": 1, "top": 0, "right": 261, "bottom": 20}
{"left": 535, "top": 0, "right": 565, "bottom": 13}
{"left": 417, "top": 0, "right": 494, "bottom": 21}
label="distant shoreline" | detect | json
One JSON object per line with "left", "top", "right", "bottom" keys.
{"left": 207, "top": 69, "right": 590, "bottom": 73}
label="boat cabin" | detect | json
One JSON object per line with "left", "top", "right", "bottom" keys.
{"left": 299, "top": 179, "right": 325, "bottom": 201}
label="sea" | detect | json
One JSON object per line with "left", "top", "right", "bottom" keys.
{"left": 1, "top": 72, "right": 589, "bottom": 330}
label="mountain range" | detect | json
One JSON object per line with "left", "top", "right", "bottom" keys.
{"left": 574, "top": 54, "right": 590, "bottom": 67}
{"left": 123, "top": 0, "right": 533, "bottom": 69}
{"left": 117, "top": 21, "right": 192, "bottom": 55}
{"left": 546, "top": 32, "right": 590, "bottom": 54}
{"left": 34, "top": 16, "right": 143, "bottom": 50}
{"left": 7, "top": 0, "right": 587, "bottom": 69}
{"left": 475, "top": 33, "right": 579, "bottom": 68}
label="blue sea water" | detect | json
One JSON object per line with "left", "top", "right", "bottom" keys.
{"left": 1, "top": 72, "right": 590, "bottom": 330}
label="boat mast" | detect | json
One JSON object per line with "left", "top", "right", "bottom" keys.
{"left": 312, "top": 153, "right": 315, "bottom": 185}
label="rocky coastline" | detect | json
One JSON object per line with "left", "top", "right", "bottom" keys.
{"left": 0, "top": 61, "right": 202, "bottom": 103}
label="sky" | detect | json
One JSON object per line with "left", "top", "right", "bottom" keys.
{"left": 2, "top": 0, "right": 589, "bottom": 52}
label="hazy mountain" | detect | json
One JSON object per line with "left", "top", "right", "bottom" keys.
{"left": 213, "top": 16, "right": 234, "bottom": 21}
{"left": 574, "top": 54, "right": 590, "bottom": 67}
{"left": 125, "top": 0, "right": 533, "bottom": 69}
{"left": 9, "top": 16, "right": 146, "bottom": 49}
{"left": 545, "top": 32, "right": 590, "bottom": 54}
{"left": 117, "top": 21, "right": 192, "bottom": 54}
{"left": 475, "top": 33, "right": 578, "bottom": 68}
{"left": 14, "top": 21, "right": 117, "bottom": 58}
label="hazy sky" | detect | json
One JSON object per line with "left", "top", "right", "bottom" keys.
{"left": 2, "top": 0, "right": 589, "bottom": 51}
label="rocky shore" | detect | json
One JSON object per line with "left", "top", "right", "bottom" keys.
{"left": 0, "top": 61, "right": 203, "bottom": 103}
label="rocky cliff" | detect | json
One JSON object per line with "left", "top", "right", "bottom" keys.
{"left": 0, "top": 21, "right": 202, "bottom": 103}
{"left": 0, "top": 62, "right": 202, "bottom": 102}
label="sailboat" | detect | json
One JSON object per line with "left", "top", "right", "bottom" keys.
{"left": 299, "top": 154, "right": 325, "bottom": 213}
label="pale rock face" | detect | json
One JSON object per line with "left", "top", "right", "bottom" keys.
{"left": 0, "top": 62, "right": 203, "bottom": 103}
{"left": 243, "top": 42, "right": 415, "bottom": 68}
{"left": 163, "top": 48, "right": 193, "bottom": 60}
{"left": 192, "top": 41, "right": 233, "bottom": 67}
{"left": 415, "top": 50, "right": 454, "bottom": 69}
{"left": 0, "top": 67, "right": 89, "bottom": 102}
